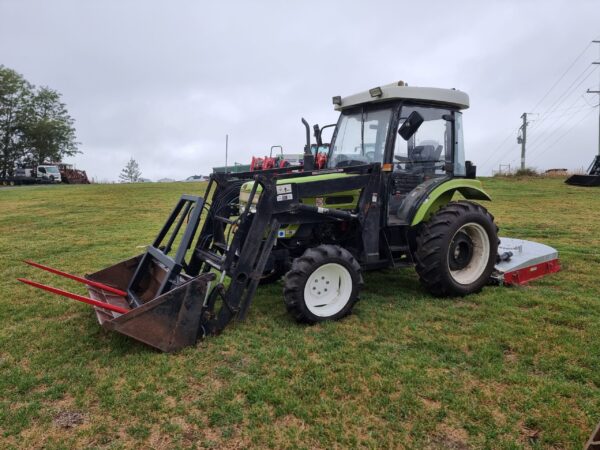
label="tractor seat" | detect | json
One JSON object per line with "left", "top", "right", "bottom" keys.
{"left": 411, "top": 144, "right": 443, "bottom": 163}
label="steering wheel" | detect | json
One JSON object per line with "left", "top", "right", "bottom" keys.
{"left": 365, "top": 151, "right": 375, "bottom": 160}
{"left": 394, "top": 155, "right": 410, "bottom": 162}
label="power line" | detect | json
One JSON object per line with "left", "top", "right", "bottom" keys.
{"left": 535, "top": 63, "right": 598, "bottom": 119}
{"left": 528, "top": 101, "right": 592, "bottom": 120}
{"left": 483, "top": 37, "right": 600, "bottom": 173}
{"left": 527, "top": 95, "right": 589, "bottom": 147}
{"left": 529, "top": 107, "right": 596, "bottom": 165}
{"left": 528, "top": 58, "right": 600, "bottom": 153}
{"left": 528, "top": 106, "right": 597, "bottom": 163}
{"left": 526, "top": 67, "right": 599, "bottom": 150}
{"left": 479, "top": 126, "right": 521, "bottom": 173}
{"left": 482, "top": 63, "right": 598, "bottom": 174}
{"left": 530, "top": 40, "right": 594, "bottom": 113}
{"left": 528, "top": 104, "right": 594, "bottom": 155}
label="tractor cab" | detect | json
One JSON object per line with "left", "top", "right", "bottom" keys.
{"left": 328, "top": 82, "right": 469, "bottom": 175}
{"left": 327, "top": 82, "right": 472, "bottom": 225}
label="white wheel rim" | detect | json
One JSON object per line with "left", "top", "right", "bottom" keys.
{"left": 448, "top": 222, "right": 490, "bottom": 285}
{"left": 303, "top": 263, "right": 353, "bottom": 317}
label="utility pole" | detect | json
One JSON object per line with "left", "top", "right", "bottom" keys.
{"left": 590, "top": 40, "right": 600, "bottom": 156}
{"left": 518, "top": 113, "right": 528, "bottom": 170}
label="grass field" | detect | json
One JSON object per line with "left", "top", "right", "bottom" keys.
{"left": 1, "top": 177, "right": 600, "bottom": 449}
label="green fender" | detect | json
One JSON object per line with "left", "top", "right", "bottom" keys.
{"left": 410, "top": 179, "right": 492, "bottom": 226}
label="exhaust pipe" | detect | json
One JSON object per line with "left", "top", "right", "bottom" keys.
{"left": 313, "top": 124, "right": 322, "bottom": 147}
{"left": 301, "top": 118, "right": 314, "bottom": 171}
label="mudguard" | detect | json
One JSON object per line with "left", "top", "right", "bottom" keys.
{"left": 406, "top": 178, "right": 491, "bottom": 226}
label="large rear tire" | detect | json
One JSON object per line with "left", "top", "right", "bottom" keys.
{"left": 283, "top": 245, "right": 363, "bottom": 324}
{"left": 415, "top": 201, "right": 498, "bottom": 297}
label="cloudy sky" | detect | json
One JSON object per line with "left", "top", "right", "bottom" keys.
{"left": 1, "top": 0, "right": 599, "bottom": 180}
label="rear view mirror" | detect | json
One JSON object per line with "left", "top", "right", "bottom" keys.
{"left": 398, "top": 111, "right": 424, "bottom": 141}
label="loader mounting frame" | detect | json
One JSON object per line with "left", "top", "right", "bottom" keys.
{"left": 189, "top": 164, "right": 380, "bottom": 338}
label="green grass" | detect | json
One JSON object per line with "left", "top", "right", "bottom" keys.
{"left": 1, "top": 178, "right": 599, "bottom": 449}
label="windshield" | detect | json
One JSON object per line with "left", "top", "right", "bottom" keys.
{"left": 328, "top": 106, "right": 393, "bottom": 168}
{"left": 43, "top": 166, "right": 60, "bottom": 174}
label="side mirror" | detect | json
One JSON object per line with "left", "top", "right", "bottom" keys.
{"left": 398, "top": 111, "right": 424, "bottom": 141}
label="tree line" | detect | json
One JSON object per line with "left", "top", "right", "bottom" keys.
{"left": 0, "top": 66, "right": 78, "bottom": 177}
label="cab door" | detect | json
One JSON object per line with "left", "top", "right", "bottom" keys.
{"left": 387, "top": 105, "right": 454, "bottom": 226}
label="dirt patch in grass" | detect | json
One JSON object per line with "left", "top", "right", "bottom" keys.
{"left": 428, "top": 423, "right": 470, "bottom": 449}
{"left": 53, "top": 410, "right": 85, "bottom": 428}
{"left": 421, "top": 397, "right": 442, "bottom": 411}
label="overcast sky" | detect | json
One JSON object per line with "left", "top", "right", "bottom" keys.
{"left": 1, "top": 0, "right": 599, "bottom": 180}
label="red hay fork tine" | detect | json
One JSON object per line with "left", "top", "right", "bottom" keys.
{"left": 17, "top": 278, "right": 129, "bottom": 315}
{"left": 23, "top": 260, "right": 127, "bottom": 297}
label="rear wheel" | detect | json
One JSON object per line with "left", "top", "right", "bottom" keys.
{"left": 283, "top": 245, "right": 363, "bottom": 323}
{"left": 415, "top": 201, "right": 498, "bottom": 296}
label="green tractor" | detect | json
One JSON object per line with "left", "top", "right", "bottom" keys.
{"left": 20, "top": 81, "right": 500, "bottom": 351}
{"left": 236, "top": 81, "right": 497, "bottom": 323}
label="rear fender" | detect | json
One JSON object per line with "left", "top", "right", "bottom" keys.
{"left": 410, "top": 179, "right": 491, "bottom": 226}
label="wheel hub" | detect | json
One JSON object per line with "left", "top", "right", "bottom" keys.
{"left": 449, "top": 231, "right": 473, "bottom": 270}
{"left": 303, "top": 263, "right": 352, "bottom": 317}
{"left": 447, "top": 222, "right": 491, "bottom": 285}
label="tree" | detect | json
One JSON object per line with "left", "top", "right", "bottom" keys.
{"left": 119, "top": 157, "right": 142, "bottom": 183}
{"left": 21, "top": 87, "right": 79, "bottom": 167}
{"left": 0, "top": 67, "right": 32, "bottom": 177}
{"left": 0, "top": 65, "right": 79, "bottom": 176}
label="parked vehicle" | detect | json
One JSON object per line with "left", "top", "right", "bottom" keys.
{"left": 1, "top": 164, "right": 62, "bottom": 185}
{"left": 183, "top": 175, "right": 208, "bottom": 182}
{"left": 58, "top": 163, "right": 89, "bottom": 184}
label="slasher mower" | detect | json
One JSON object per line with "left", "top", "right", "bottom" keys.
{"left": 19, "top": 81, "right": 560, "bottom": 352}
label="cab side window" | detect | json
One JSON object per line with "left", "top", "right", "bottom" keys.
{"left": 393, "top": 106, "right": 452, "bottom": 176}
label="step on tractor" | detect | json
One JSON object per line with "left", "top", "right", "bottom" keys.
{"left": 19, "top": 81, "right": 560, "bottom": 352}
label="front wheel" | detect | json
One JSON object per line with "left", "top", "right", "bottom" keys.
{"left": 283, "top": 245, "right": 363, "bottom": 324}
{"left": 415, "top": 201, "right": 498, "bottom": 297}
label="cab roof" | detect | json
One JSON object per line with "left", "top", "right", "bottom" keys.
{"left": 333, "top": 81, "right": 469, "bottom": 111}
